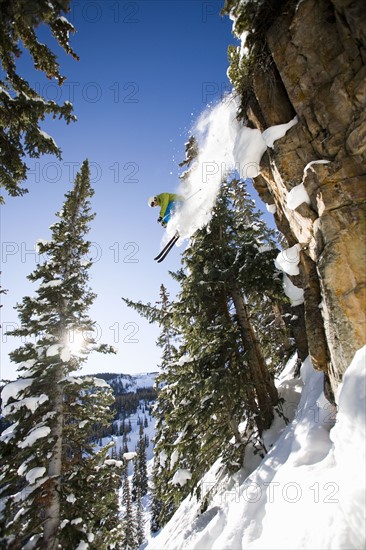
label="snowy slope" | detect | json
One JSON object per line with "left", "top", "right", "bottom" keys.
{"left": 95, "top": 372, "right": 158, "bottom": 394}
{"left": 144, "top": 347, "right": 366, "bottom": 550}
{"left": 109, "top": 403, "right": 156, "bottom": 463}
{"left": 105, "top": 399, "right": 157, "bottom": 538}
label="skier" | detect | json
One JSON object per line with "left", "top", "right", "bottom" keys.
{"left": 148, "top": 193, "right": 184, "bottom": 228}
{"left": 148, "top": 193, "right": 184, "bottom": 262}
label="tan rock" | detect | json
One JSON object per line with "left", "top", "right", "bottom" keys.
{"left": 247, "top": 0, "right": 366, "bottom": 395}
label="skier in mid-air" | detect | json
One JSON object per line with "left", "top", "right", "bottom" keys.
{"left": 148, "top": 193, "right": 184, "bottom": 262}
{"left": 148, "top": 193, "right": 184, "bottom": 228}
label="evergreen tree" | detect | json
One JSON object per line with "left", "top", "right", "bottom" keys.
{"left": 228, "top": 179, "right": 295, "bottom": 373}
{"left": 125, "top": 180, "right": 293, "bottom": 526}
{"left": 135, "top": 485, "right": 145, "bottom": 547}
{"left": 122, "top": 431, "right": 129, "bottom": 454}
{"left": 149, "top": 453, "right": 164, "bottom": 534}
{"left": 0, "top": 161, "right": 121, "bottom": 548}
{"left": 204, "top": 181, "right": 280, "bottom": 430}
{"left": 111, "top": 444, "right": 117, "bottom": 459}
{"left": 121, "top": 474, "right": 137, "bottom": 549}
{"left": 60, "top": 380, "right": 123, "bottom": 548}
{"left": 0, "top": 0, "right": 79, "bottom": 202}
{"left": 118, "top": 445, "right": 125, "bottom": 461}
{"left": 132, "top": 424, "right": 148, "bottom": 501}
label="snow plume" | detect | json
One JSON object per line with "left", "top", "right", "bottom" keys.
{"left": 167, "top": 94, "right": 297, "bottom": 242}
{"left": 168, "top": 96, "right": 240, "bottom": 241}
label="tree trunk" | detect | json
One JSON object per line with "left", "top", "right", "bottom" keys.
{"left": 220, "top": 290, "right": 263, "bottom": 433}
{"left": 43, "top": 368, "right": 63, "bottom": 549}
{"left": 231, "top": 285, "right": 278, "bottom": 430}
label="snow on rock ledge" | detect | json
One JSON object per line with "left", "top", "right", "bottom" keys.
{"left": 275, "top": 244, "right": 301, "bottom": 276}
{"left": 287, "top": 182, "right": 310, "bottom": 210}
{"left": 283, "top": 274, "right": 304, "bottom": 306}
{"left": 274, "top": 244, "right": 304, "bottom": 306}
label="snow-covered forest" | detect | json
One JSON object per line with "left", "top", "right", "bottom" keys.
{"left": 1, "top": 0, "right": 365, "bottom": 549}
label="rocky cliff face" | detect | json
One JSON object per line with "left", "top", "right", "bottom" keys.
{"left": 245, "top": 0, "right": 365, "bottom": 396}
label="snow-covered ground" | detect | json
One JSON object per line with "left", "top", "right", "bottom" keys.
{"left": 144, "top": 347, "right": 366, "bottom": 550}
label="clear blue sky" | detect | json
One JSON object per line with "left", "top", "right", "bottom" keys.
{"left": 1, "top": 0, "right": 239, "bottom": 380}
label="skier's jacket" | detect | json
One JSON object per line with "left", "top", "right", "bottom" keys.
{"left": 156, "top": 193, "right": 184, "bottom": 218}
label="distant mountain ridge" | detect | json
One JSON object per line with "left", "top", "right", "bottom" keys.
{"left": 93, "top": 372, "right": 158, "bottom": 395}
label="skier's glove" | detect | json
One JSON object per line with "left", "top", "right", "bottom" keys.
{"left": 157, "top": 217, "right": 163, "bottom": 224}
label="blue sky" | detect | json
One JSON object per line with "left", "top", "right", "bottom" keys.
{"left": 1, "top": 1, "right": 239, "bottom": 380}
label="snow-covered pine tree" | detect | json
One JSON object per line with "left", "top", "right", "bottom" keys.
{"left": 162, "top": 191, "right": 263, "bottom": 480}
{"left": 121, "top": 473, "right": 137, "bottom": 549}
{"left": 127, "top": 230, "right": 257, "bottom": 519}
{"left": 135, "top": 485, "right": 145, "bottom": 547}
{"left": 186, "top": 179, "right": 293, "bottom": 430}
{"left": 228, "top": 179, "right": 295, "bottom": 373}
{"left": 111, "top": 444, "right": 118, "bottom": 459}
{"left": 148, "top": 182, "right": 291, "bottom": 523}
{"left": 138, "top": 424, "right": 148, "bottom": 496}
{"left": 205, "top": 180, "right": 280, "bottom": 430}
{"left": 60, "top": 378, "right": 123, "bottom": 548}
{"left": 0, "top": 0, "right": 79, "bottom": 202}
{"left": 149, "top": 456, "right": 163, "bottom": 534}
{"left": 122, "top": 430, "right": 129, "bottom": 454}
{"left": 132, "top": 424, "right": 148, "bottom": 501}
{"left": 0, "top": 160, "right": 121, "bottom": 549}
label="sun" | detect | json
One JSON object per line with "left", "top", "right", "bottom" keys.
{"left": 66, "top": 329, "right": 87, "bottom": 355}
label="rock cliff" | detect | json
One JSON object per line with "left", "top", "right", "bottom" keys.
{"left": 241, "top": 0, "right": 365, "bottom": 396}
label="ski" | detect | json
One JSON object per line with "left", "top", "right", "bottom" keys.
{"left": 154, "top": 235, "right": 177, "bottom": 261}
{"left": 154, "top": 234, "right": 179, "bottom": 262}
{"left": 156, "top": 237, "right": 178, "bottom": 262}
